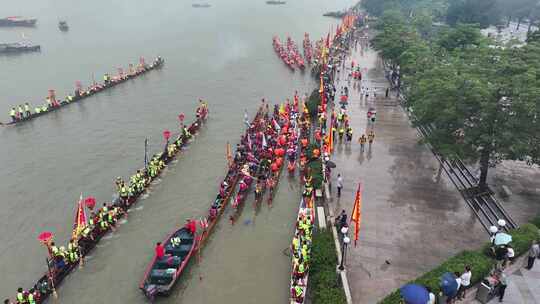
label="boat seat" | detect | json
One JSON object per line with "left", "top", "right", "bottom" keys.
{"left": 149, "top": 268, "right": 176, "bottom": 285}
{"left": 165, "top": 244, "right": 191, "bottom": 259}
{"left": 155, "top": 256, "right": 182, "bottom": 269}
{"left": 178, "top": 233, "right": 194, "bottom": 243}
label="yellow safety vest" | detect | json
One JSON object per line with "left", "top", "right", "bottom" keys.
{"left": 10, "top": 109, "right": 16, "bottom": 116}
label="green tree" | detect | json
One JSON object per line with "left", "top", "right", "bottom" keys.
{"left": 406, "top": 45, "right": 538, "bottom": 188}
{"left": 436, "top": 23, "right": 484, "bottom": 51}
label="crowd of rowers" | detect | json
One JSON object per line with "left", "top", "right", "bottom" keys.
{"left": 6, "top": 101, "right": 207, "bottom": 304}
{"left": 239, "top": 96, "right": 303, "bottom": 208}
{"left": 7, "top": 56, "right": 164, "bottom": 123}
{"left": 116, "top": 100, "right": 208, "bottom": 204}
{"left": 7, "top": 201, "right": 124, "bottom": 304}
{"left": 290, "top": 117, "right": 315, "bottom": 303}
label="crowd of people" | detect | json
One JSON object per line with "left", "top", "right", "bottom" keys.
{"left": 5, "top": 101, "right": 207, "bottom": 304}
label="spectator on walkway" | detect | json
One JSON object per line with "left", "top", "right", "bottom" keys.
{"left": 337, "top": 174, "right": 343, "bottom": 198}
{"left": 385, "top": 87, "right": 389, "bottom": 98}
{"left": 368, "top": 130, "right": 375, "bottom": 148}
{"left": 505, "top": 245, "right": 515, "bottom": 267}
{"left": 457, "top": 266, "right": 472, "bottom": 300}
{"left": 358, "top": 134, "right": 367, "bottom": 152}
{"left": 426, "top": 287, "right": 435, "bottom": 304}
{"left": 526, "top": 240, "right": 540, "bottom": 270}
{"left": 336, "top": 209, "right": 347, "bottom": 230}
{"left": 497, "top": 269, "right": 508, "bottom": 302}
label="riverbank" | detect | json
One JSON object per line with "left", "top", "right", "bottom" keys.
{"left": 324, "top": 30, "right": 487, "bottom": 303}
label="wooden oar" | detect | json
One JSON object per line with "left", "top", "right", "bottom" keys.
{"left": 46, "top": 257, "right": 58, "bottom": 299}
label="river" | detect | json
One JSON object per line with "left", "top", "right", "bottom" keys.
{"left": 0, "top": 0, "right": 355, "bottom": 302}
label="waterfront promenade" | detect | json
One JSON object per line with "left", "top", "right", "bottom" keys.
{"left": 326, "top": 41, "right": 487, "bottom": 303}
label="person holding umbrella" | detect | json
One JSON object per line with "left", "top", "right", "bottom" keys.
{"left": 399, "top": 283, "right": 429, "bottom": 304}
{"left": 440, "top": 272, "right": 459, "bottom": 303}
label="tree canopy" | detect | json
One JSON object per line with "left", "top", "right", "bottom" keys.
{"left": 369, "top": 7, "right": 540, "bottom": 188}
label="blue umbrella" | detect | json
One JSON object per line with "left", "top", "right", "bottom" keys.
{"left": 440, "top": 272, "right": 458, "bottom": 297}
{"left": 494, "top": 233, "right": 512, "bottom": 246}
{"left": 399, "top": 284, "right": 429, "bottom": 304}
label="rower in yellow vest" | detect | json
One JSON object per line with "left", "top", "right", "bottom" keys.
{"left": 294, "top": 285, "right": 303, "bottom": 298}
{"left": 297, "top": 262, "right": 305, "bottom": 275}
{"left": 24, "top": 103, "right": 31, "bottom": 117}
{"left": 16, "top": 287, "right": 25, "bottom": 303}
{"left": 27, "top": 289, "right": 36, "bottom": 304}
{"left": 17, "top": 105, "right": 24, "bottom": 118}
{"left": 9, "top": 108, "right": 17, "bottom": 122}
{"left": 302, "top": 244, "right": 309, "bottom": 261}
{"left": 292, "top": 236, "right": 300, "bottom": 251}
{"left": 50, "top": 242, "right": 60, "bottom": 257}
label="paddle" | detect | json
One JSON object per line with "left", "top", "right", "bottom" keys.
{"left": 46, "top": 257, "right": 58, "bottom": 299}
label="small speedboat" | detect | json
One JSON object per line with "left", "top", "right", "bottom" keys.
{"left": 139, "top": 227, "right": 198, "bottom": 299}
{"left": 58, "top": 21, "right": 69, "bottom": 31}
{"left": 192, "top": 3, "right": 211, "bottom": 8}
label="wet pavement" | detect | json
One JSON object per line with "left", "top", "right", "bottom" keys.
{"left": 326, "top": 42, "right": 487, "bottom": 303}
{"left": 487, "top": 161, "right": 540, "bottom": 227}
{"left": 0, "top": 0, "right": 356, "bottom": 302}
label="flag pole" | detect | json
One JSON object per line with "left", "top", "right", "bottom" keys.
{"left": 46, "top": 257, "right": 59, "bottom": 298}
{"left": 144, "top": 138, "right": 149, "bottom": 170}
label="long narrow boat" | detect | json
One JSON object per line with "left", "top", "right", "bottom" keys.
{"left": 137, "top": 104, "right": 264, "bottom": 300}
{"left": 7, "top": 106, "right": 207, "bottom": 304}
{"left": 228, "top": 108, "right": 269, "bottom": 223}
{"left": 289, "top": 193, "right": 315, "bottom": 304}
{"left": 1, "top": 57, "right": 164, "bottom": 126}
{"left": 303, "top": 33, "right": 312, "bottom": 64}
{"left": 268, "top": 102, "right": 300, "bottom": 205}
{"left": 272, "top": 36, "right": 295, "bottom": 70}
{"left": 139, "top": 227, "right": 198, "bottom": 299}
{"left": 198, "top": 105, "right": 264, "bottom": 241}
{"left": 286, "top": 36, "right": 305, "bottom": 69}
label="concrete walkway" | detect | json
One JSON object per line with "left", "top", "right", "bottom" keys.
{"left": 470, "top": 258, "right": 540, "bottom": 304}
{"left": 326, "top": 40, "right": 487, "bottom": 303}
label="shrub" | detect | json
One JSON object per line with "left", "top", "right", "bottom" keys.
{"left": 308, "top": 159, "right": 324, "bottom": 189}
{"left": 306, "top": 89, "right": 321, "bottom": 119}
{"left": 311, "top": 229, "right": 347, "bottom": 304}
{"left": 379, "top": 251, "right": 493, "bottom": 304}
{"left": 507, "top": 224, "right": 539, "bottom": 256}
{"left": 530, "top": 216, "right": 540, "bottom": 229}
{"left": 379, "top": 224, "right": 539, "bottom": 304}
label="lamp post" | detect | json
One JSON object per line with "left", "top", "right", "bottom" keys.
{"left": 339, "top": 236, "right": 351, "bottom": 271}
{"left": 339, "top": 226, "right": 350, "bottom": 271}
{"left": 497, "top": 219, "right": 506, "bottom": 231}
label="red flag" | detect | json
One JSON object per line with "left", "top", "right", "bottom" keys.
{"left": 350, "top": 184, "right": 362, "bottom": 247}
{"left": 72, "top": 194, "right": 88, "bottom": 239}
{"left": 327, "top": 119, "right": 334, "bottom": 154}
